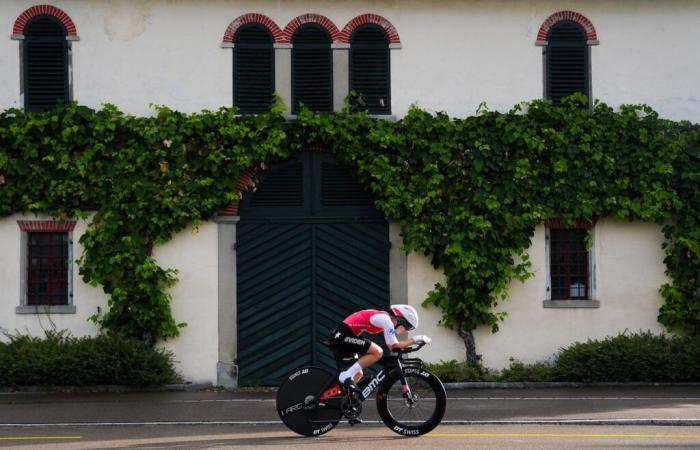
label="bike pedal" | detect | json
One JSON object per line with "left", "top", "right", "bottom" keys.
{"left": 348, "top": 418, "right": 363, "bottom": 426}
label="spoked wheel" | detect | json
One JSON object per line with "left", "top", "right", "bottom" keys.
{"left": 276, "top": 366, "right": 343, "bottom": 436}
{"left": 376, "top": 367, "right": 446, "bottom": 436}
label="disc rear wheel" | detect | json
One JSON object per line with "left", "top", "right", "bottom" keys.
{"left": 276, "top": 366, "right": 342, "bottom": 436}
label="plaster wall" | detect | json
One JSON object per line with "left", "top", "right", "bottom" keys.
{"left": 0, "top": 0, "right": 697, "bottom": 121}
{"left": 0, "top": 213, "right": 219, "bottom": 383}
{"left": 409, "top": 219, "right": 668, "bottom": 369}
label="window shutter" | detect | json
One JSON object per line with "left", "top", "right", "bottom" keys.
{"left": 250, "top": 161, "right": 304, "bottom": 207}
{"left": 233, "top": 24, "right": 274, "bottom": 114}
{"left": 292, "top": 25, "right": 332, "bottom": 114}
{"left": 546, "top": 21, "right": 588, "bottom": 103}
{"left": 24, "top": 16, "right": 69, "bottom": 113}
{"left": 350, "top": 25, "right": 390, "bottom": 114}
{"left": 321, "top": 161, "right": 374, "bottom": 207}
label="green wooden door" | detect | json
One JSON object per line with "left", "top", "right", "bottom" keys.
{"left": 236, "top": 153, "right": 389, "bottom": 385}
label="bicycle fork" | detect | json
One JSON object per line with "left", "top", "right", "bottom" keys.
{"left": 396, "top": 360, "right": 417, "bottom": 406}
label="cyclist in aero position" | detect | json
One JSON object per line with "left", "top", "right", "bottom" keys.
{"left": 329, "top": 304, "right": 431, "bottom": 390}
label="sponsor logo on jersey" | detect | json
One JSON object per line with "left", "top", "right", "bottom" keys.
{"left": 343, "top": 336, "right": 366, "bottom": 346}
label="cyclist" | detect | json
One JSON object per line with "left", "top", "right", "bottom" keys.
{"left": 329, "top": 304, "right": 431, "bottom": 388}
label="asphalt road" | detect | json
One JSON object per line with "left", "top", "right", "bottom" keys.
{"left": 0, "top": 386, "right": 699, "bottom": 448}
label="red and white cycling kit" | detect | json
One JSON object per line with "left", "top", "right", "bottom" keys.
{"left": 342, "top": 309, "right": 399, "bottom": 347}
{"left": 329, "top": 309, "right": 399, "bottom": 359}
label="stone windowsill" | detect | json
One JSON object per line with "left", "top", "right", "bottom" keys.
{"left": 543, "top": 299, "right": 600, "bottom": 309}
{"left": 16, "top": 305, "right": 76, "bottom": 314}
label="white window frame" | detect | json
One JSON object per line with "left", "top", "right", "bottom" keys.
{"left": 543, "top": 225, "right": 599, "bottom": 308}
{"left": 17, "top": 229, "right": 76, "bottom": 314}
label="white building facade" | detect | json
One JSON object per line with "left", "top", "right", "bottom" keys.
{"left": 0, "top": 0, "right": 697, "bottom": 385}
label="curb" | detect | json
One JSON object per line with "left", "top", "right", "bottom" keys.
{"left": 443, "top": 381, "right": 700, "bottom": 389}
{"left": 0, "top": 382, "right": 214, "bottom": 394}
{"left": 3, "top": 381, "right": 700, "bottom": 393}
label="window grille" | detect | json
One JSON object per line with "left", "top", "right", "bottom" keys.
{"left": 292, "top": 24, "right": 332, "bottom": 113}
{"left": 549, "top": 229, "right": 589, "bottom": 299}
{"left": 27, "top": 232, "right": 69, "bottom": 305}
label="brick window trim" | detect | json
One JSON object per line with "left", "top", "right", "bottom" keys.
{"left": 222, "top": 13, "right": 284, "bottom": 45}
{"left": 17, "top": 220, "right": 77, "bottom": 232}
{"left": 339, "top": 13, "right": 401, "bottom": 44}
{"left": 12, "top": 4, "right": 78, "bottom": 38}
{"left": 535, "top": 10, "right": 598, "bottom": 46}
{"left": 221, "top": 13, "right": 400, "bottom": 45}
{"left": 219, "top": 144, "right": 325, "bottom": 216}
{"left": 545, "top": 218, "right": 595, "bottom": 230}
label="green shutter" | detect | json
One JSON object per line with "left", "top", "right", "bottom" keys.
{"left": 292, "top": 25, "right": 333, "bottom": 113}
{"left": 24, "top": 16, "right": 68, "bottom": 112}
{"left": 350, "top": 24, "right": 391, "bottom": 114}
{"left": 233, "top": 24, "right": 274, "bottom": 114}
{"left": 546, "top": 21, "right": 588, "bottom": 103}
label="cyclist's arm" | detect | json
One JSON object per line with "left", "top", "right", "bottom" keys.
{"left": 369, "top": 313, "right": 417, "bottom": 351}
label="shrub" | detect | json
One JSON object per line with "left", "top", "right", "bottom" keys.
{"left": 0, "top": 331, "right": 181, "bottom": 387}
{"left": 497, "top": 359, "right": 555, "bottom": 382}
{"left": 423, "top": 359, "right": 494, "bottom": 382}
{"left": 424, "top": 332, "right": 700, "bottom": 383}
{"left": 553, "top": 331, "right": 700, "bottom": 382}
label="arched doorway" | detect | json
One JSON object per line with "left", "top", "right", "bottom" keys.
{"left": 236, "top": 152, "right": 390, "bottom": 385}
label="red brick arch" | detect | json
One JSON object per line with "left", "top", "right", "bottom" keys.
{"left": 536, "top": 10, "right": 598, "bottom": 43}
{"left": 220, "top": 145, "right": 325, "bottom": 216}
{"left": 13, "top": 4, "right": 77, "bottom": 36}
{"left": 220, "top": 165, "right": 262, "bottom": 216}
{"left": 340, "top": 14, "right": 400, "bottom": 44}
{"left": 221, "top": 13, "right": 284, "bottom": 44}
{"left": 282, "top": 13, "right": 341, "bottom": 44}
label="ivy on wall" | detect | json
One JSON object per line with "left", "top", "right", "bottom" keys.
{"left": 0, "top": 95, "right": 698, "bottom": 344}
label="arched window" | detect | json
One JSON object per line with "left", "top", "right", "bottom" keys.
{"left": 545, "top": 21, "right": 589, "bottom": 103}
{"left": 292, "top": 24, "right": 332, "bottom": 114}
{"left": 350, "top": 24, "right": 390, "bottom": 114}
{"left": 24, "top": 15, "right": 69, "bottom": 112}
{"left": 233, "top": 24, "right": 274, "bottom": 114}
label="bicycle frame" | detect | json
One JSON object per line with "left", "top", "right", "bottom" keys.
{"left": 318, "top": 347, "right": 425, "bottom": 406}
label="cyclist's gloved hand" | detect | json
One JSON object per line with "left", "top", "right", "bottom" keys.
{"left": 413, "top": 335, "right": 431, "bottom": 345}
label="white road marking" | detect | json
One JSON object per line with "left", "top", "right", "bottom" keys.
{"left": 1, "top": 419, "right": 700, "bottom": 427}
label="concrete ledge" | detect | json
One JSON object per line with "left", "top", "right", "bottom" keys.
{"left": 543, "top": 299, "right": 600, "bottom": 308}
{"left": 16, "top": 305, "right": 76, "bottom": 314}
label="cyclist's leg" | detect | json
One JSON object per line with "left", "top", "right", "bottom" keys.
{"left": 353, "top": 342, "right": 383, "bottom": 382}
{"left": 330, "top": 324, "right": 375, "bottom": 384}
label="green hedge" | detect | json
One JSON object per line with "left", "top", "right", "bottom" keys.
{"left": 426, "top": 332, "right": 700, "bottom": 382}
{"left": 0, "top": 331, "right": 181, "bottom": 387}
{"left": 554, "top": 331, "right": 700, "bottom": 382}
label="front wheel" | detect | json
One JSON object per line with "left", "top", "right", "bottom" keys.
{"left": 276, "top": 366, "right": 342, "bottom": 437}
{"left": 376, "top": 367, "right": 446, "bottom": 436}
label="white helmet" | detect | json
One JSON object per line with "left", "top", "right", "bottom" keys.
{"left": 390, "top": 304, "right": 419, "bottom": 331}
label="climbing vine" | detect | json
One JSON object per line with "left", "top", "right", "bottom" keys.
{"left": 0, "top": 95, "right": 698, "bottom": 346}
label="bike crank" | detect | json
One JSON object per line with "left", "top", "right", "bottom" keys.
{"left": 341, "top": 394, "right": 363, "bottom": 419}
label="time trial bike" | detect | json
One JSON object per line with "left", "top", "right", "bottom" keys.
{"left": 276, "top": 342, "right": 446, "bottom": 437}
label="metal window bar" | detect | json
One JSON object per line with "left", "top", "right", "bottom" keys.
{"left": 550, "top": 229, "right": 588, "bottom": 299}
{"left": 27, "top": 232, "right": 68, "bottom": 305}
